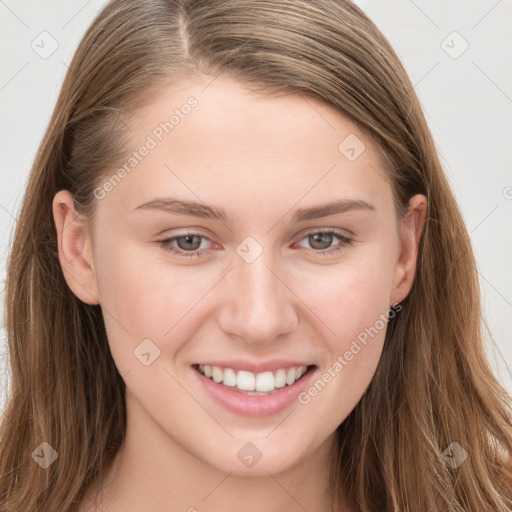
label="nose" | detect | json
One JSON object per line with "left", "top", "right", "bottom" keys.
{"left": 217, "top": 247, "right": 298, "bottom": 345}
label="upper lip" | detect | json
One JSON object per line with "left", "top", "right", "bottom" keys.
{"left": 194, "top": 359, "right": 316, "bottom": 374}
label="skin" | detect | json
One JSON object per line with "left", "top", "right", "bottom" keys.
{"left": 53, "top": 75, "right": 426, "bottom": 512}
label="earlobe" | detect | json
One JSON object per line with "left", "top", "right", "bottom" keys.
{"left": 390, "top": 194, "right": 427, "bottom": 305}
{"left": 52, "top": 190, "right": 100, "bottom": 305}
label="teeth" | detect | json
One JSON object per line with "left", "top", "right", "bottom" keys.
{"left": 275, "top": 368, "right": 287, "bottom": 388}
{"left": 223, "top": 368, "right": 237, "bottom": 387}
{"left": 237, "top": 370, "right": 255, "bottom": 391}
{"left": 286, "top": 367, "right": 296, "bottom": 385}
{"left": 256, "top": 371, "right": 274, "bottom": 392}
{"left": 212, "top": 366, "right": 223, "bottom": 383}
{"left": 197, "top": 364, "right": 309, "bottom": 393}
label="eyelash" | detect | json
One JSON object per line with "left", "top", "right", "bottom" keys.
{"left": 156, "top": 229, "right": 354, "bottom": 259}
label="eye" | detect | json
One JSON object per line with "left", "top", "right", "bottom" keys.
{"left": 294, "top": 229, "right": 354, "bottom": 256}
{"left": 157, "top": 233, "right": 213, "bottom": 258}
{"left": 156, "top": 229, "right": 354, "bottom": 258}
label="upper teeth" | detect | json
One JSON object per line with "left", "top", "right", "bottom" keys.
{"left": 198, "top": 364, "right": 308, "bottom": 393}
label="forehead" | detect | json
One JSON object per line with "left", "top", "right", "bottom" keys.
{"left": 100, "top": 76, "right": 394, "bottom": 218}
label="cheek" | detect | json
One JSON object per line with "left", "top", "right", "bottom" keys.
{"left": 295, "top": 247, "right": 395, "bottom": 419}
{"left": 305, "top": 244, "right": 396, "bottom": 341}
{"left": 92, "top": 239, "right": 196, "bottom": 368}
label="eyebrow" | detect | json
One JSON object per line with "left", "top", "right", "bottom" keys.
{"left": 133, "top": 197, "right": 375, "bottom": 224}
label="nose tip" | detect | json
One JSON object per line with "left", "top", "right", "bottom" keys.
{"left": 217, "top": 256, "right": 298, "bottom": 345}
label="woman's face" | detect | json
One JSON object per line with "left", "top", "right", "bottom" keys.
{"left": 56, "top": 76, "right": 424, "bottom": 476}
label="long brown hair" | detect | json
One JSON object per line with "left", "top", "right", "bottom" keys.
{"left": 1, "top": 1, "right": 511, "bottom": 510}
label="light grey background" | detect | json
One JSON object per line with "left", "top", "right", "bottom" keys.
{"left": 1, "top": 0, "right": 511, "bottom": 413}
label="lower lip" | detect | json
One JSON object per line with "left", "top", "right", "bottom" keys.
{"left": 193, "top": 366, "right": 316, "bottom": 418}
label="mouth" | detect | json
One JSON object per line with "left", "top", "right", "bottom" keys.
{"left": 192, "top": 363, "right": 317, "bottom": 396}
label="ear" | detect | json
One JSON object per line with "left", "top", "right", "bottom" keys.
{"left": 390, "top": 194, "right": 427, "bottom": 305}
{"left": 52, "top": 190, "right": 100, "bottom": 305}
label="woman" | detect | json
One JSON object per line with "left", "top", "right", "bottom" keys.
{"left": 1, "top": 1, "right": 511, "bottom": 511}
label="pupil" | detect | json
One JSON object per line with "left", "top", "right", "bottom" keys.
{"left": 311, "top": 233, "right": 331, "bottom": 249}
{"left": 180, "top": 235, "right": 199, "bottom": 250}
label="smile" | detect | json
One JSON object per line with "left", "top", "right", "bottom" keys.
{"left": 195, "top": 364, "right": 312, "bottom": 395}
{"left": 192, "top": 362, "right": 317, "bottom": 417}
